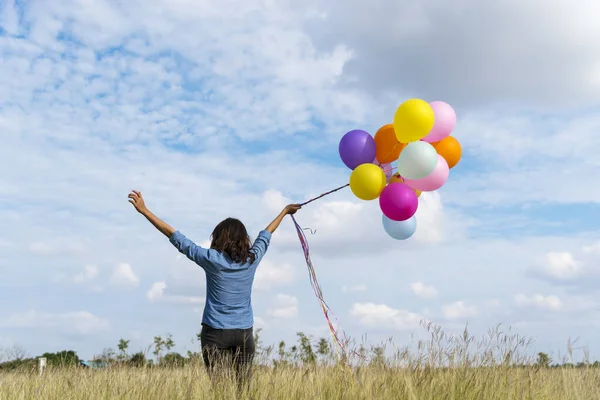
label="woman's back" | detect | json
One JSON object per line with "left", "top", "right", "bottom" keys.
{"left": 169, "top": 229, "right": 271, "bottom": 329}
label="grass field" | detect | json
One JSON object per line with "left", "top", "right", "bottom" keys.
{"left": 2, "top": 325, "right": 600, "bottom": 399}
{"left": 2, "top": 363, "right": 600, "bottom": 400}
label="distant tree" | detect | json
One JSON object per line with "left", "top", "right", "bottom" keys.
{"left": 164, "top": 334, "right": 175, "bottom": 353}
{"left": 186, "top": 350, "right": 202, "bottom": 364}
{"left": 162, "top": 352, "right": 185, "bottom": 367}
{"left": 297, "top": 332, "right": 316, "bottom": 365}
{"left": 317, "top": 338, "right": 330, "bottom": 363}
{"left": 117, "top": 339, "right": 130, "bottom": 361}
{"left": 273, "top": 341, "right": 288, "bottom": 368}
{"left": 42, "top": 350, "right": 80, "bottom": 366}
{"left": 290, "top": 345, "right": 299, "bottom": 365}
{"left": 278, "top": 341, "right": 286, "bottom": 359}
{"left": 129, "top": 352, "right": 146, "bottom": 367}
{"left": 536, "top": 352, "right": 551, "bottom": 368}
{"left": 0, "top": 357, "right": 37, "bottom": 371}
{"left": 96, "top": 348, "right": 116, "bottom": 364}
{"left": 151, "top": 333, "right": 175, "bottom": 365}
{"left": 0, "top": 344, "right": 27, "bottom": 363}
{"left": 6, "top": 344, "right": 27, "bottom": 361}
{"left": 153, "top": 336, "right": 164, "bottom": 363}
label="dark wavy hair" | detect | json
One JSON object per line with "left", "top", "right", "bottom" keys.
{"left": 210, "top": 218, "right": 255, "bottom": 264}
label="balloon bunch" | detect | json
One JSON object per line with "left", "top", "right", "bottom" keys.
{"left": 338, "top": 99, "right": 461, "bottom": 240}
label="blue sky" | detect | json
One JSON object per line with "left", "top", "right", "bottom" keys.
{"left": 1, "top": 0, "right": 600, "bottom": 363}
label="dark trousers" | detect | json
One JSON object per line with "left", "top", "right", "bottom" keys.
{"left": 200, "top": 324, "right": 255, "bottom": 391}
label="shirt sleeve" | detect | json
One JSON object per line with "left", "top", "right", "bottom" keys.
{"left": 169, "top": 231, "right": 209, "bottom": 268}
{"left": 251, "top": 230, "right": 272, "bottom": 263}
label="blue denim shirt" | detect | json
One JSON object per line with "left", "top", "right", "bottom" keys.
{"left": 169, "top": 230, "right": 271, "bottom": 329}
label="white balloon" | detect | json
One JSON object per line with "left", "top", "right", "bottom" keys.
{"left": 397, "top": 141, "right": 437, "bottom": 180}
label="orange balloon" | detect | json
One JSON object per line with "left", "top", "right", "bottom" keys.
{"left": 433, "top": 136, "right": 462, "bottom": 168}
{"left": 388, "top": 174, "right": 421, "bottom": 197}
{"left": 374, "top": 124, "right": 406, "bottom": 164}
{"left": 389, "top": 174, "right": 403, "bottom": 184}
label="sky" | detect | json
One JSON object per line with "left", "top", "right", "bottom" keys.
{"left": 1, "top": 0, "right": 600, "bottom": 363}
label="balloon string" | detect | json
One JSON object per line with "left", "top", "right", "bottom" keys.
{"left": 291, "top": 214, "right": 349, "bottom": 365}
{"left": 299, "top": 163, "right": 397, "bottom": 207}
{"left": 299, "top": 184, "right": 349, "bottom": 206}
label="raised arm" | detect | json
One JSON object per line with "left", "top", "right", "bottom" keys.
{"left": 265, "top": 204, "right": 302, "bottom": 234}
{"left": 251, "top": 204, "right": 302, "bottom": 263}
{"left": 128, "top": 190, "right": 175, "bottom": 238}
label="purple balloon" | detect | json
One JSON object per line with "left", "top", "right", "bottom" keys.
{"left": 379, "top": 183, "right": 418, "bottom": 222}
{"left": 339, "top": 130, "right": 376, "bottom": 170}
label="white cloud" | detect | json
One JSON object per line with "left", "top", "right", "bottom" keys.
{"left": 110, "top": 263, "right": 140, "bottom": 288}
{"left": 410, "top": 282, "right": 438, "bottom": 299}
{"left": 342, "top": 285, "right": 368, "bottom": 292}
{"left": 350, "top": 302, "right": 424, "bottom": 330}
{"left": 484, "top": 299, "right": 502, "bottom": 309}
{"left": 0, "top": 0, "right": 20, "bottom": 36}
{"left": 442, "top": 301, "right": 478, "bottom": 320}
{"left": 514, "top": 294, "right": 562, "bottom": 311}
{"left": 543, "top": 252, "right": 581, "bottom": 279}
{"left": 28, "top": 239, "right": 85, "bottom": 256}
{"left": 412, "top": 192, "right": 448, "bottom": 244}
{"left": 147, "top": 282, "right": 166, "bottom": 301}
{"left": 307, "top": 0, "right": 600, "bottom": 109}
{"left": 267, "top": 294, "right": 298, "bottom": 319}
{"left": 582, "top": 242, "right": 600, "bottom": 254}
{"left": 5, "top": 310, "right": 109, "bottom": 335}
{"left": 146, "top": 281, "right": 204, "bottom": 305}
{"left": 254, "top": 316, "right": 267, "bottom": 329}
{"left": 311, "top": 201, "right": 364, "bottom": 230}
{"left": 73, "top": 265, "right": 98, "bottom": 284}
{"left": 254, "top": 261, "right": 295, "bottom": 290}
{"left": 263, "top": 190, "right": 290, "bottom": 213}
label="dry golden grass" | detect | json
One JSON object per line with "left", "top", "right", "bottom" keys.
{"left": 2, "top": 324, "right": 600, "bottom": 399}
{"left": 2, "top": 364, "right": 600, "bottom": 400}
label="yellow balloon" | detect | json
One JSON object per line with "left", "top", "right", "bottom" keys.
{"left": 414, "top": 189, "right": 422, "bottom": 197}
{"left": 393, "top": 99, "right": 435, "bottom": 143}
{"left": 349, "top": 163, "right": 387, "bottom": 200}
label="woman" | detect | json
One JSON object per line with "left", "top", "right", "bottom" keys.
{"left": 128, "top": 190, "right": 300, "bottom": 389}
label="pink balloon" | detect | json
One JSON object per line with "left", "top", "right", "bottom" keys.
{"left": 403, "top": 155, "right": 449, "bottom": 191}
{"left": 373, "top": 159, "right": 394, "bottom": 182}
{"left": 382, "top": 163, "right": 393, "bottom": 181}
{"left": 422, "top": 101, "right": 456, "bottom": 143}
{"left": 379, "top": 183, "right": 418, "bottom": 221}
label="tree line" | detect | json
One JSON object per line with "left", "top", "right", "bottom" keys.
{"left": 0, "top": 330, "right": 344, "bottom": 371}
{"left": 1, "top": 331, "right": 599, "bottom": 371}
